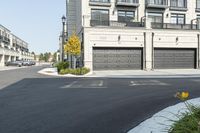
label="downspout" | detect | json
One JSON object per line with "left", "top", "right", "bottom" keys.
{"left": 143, "top": 32, "right": 146, "bottom": 70}
{"left": 198, "top": 34, "right": 200, "bottom": 69}
{"left": 152, "top": 32, "right": 154, "bottom": 70}
{"left": 191, "top": 19, "right": 197, "bottom": 29}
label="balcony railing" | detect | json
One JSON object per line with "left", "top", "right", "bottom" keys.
{"left": 196, "top": 7, "right": 200, "bottom": 12}
{"left": 89, "top": 0, "right": 111, "bottom": 6}
{"left": 90, "top": 20, "right": 144, "bottom": 28}
{"left": 151, "top": 22, "right": 199, "bottom": 30}
{"left": 116, "top": 0, "right": 139, "bottom": 7}
{"left": 146, "top": 0, "right": 168, "bottom": 8}
{"left": 2, "top": 37, "right": 10, "bottom": 44}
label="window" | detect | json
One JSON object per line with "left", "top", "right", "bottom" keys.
{"left": 148, "top": 12, "right": 163, "bottom": 23}
{"left": 197, "top": 0, "right": 200, "bottom": 9}
{"left": 90, "top": 0, "right": 110, "bottom": 3}
{"left": 91, "top": 9, "right": 109, "bottom": 26}
{"left": 148, "top": 0, "right": 167, "bottom": 5}
{"left": 118, "top": 0, "right": 138, "bottom": 3}
{"left": 171, "top": 0, "right": 187, "bottom": 8}
{"left": 118, "top": 11, "right": 135, "bottom": 22}
{"left": 171, "top": 14, "right": 185, "bottom": 24}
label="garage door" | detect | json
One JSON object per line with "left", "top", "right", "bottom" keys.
{"left": 154, "top": 48, "right": 196, "bottom": 69}
{"left": 93, "top": 47, "right": 143, "bottom": 70}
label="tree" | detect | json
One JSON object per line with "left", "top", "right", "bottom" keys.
{"left": 64, "top": 33, "right": 81, "bottom": 69}
{"left": 44, "top": 52, "right": 50, "bottom": 62}
{"left": 39, "top": 53, "right": 44, "bottom": 61}
{"left": 52, "top": 52, "right": 57, "bottom": 62}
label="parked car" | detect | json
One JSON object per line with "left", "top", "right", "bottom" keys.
{"left": 5, "top": 61, "right": 23, "bottom": 67}
{"left": 29, "top": 61, "right": 36, "bottom": 65}
{"left": 22, "top": 61, "right": 32, "bottom": 66}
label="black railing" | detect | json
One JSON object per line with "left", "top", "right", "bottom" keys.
{"left": 2, "top": 37, "right": 10, "bottom": 43}
{"left": 196, "top": 8, "right": 200, "bottom": 11}
{"left": 151, "top": 22, "right": 198, "bottom": 30}
{"left": 90, "top": 20, "right": 144, "bottom": 27}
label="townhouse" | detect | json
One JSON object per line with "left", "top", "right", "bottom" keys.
{"left": 66, "top": 0, "right": 200, "bottom": 71}
{"left": 0, "top": 24, "right": 34, "bottom": 66}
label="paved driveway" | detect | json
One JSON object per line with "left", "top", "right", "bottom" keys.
{"left": 1, "top": 67, "right": 200, "bottom": 133}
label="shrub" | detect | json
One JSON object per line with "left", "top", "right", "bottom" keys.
{"left": 59, "top": 69, "right": 70, "bottom": 75}
{"left": 169, "top": 105, "right": 200, "bottom": 133}
{"left": 169, "top": 92, "right": 200, "bottom": 133}
{"left": 55, "top": 61, "right": 69, "bottom": 73}
{"left": 58, "top": 67, "right": 90, "bottom": 75}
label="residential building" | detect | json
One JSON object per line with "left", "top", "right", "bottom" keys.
{"left": 66, "top": 0, "right": 200, "bottom": 70}
{"left": 0, "top": 24, "right": 34, "bottom": 66}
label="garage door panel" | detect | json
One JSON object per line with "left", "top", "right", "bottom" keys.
{"left": 154, "top": 49, "right": 196, "bottom": 69}
{"left": 93, "top": 48, "right": 143, "bottom": 70}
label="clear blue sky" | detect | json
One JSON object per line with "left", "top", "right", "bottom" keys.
{"left": 0, "top": 0, "right": 65, "bottom": 54}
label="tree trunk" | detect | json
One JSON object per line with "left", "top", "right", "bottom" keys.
{"left": 73, "top": 56, "right": 76, "bottom": 69}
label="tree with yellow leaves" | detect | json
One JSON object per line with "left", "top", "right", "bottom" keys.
{"left": 64, "top": 33, "right": 81, "bottom": 69}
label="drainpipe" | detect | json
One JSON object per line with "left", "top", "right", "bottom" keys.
{"left": 198, "top": 34, "right": 200, "bottom": 69}
{"left": 191, "top": 19, "right": 197, "bottom": 29}
{"left": 152, "top": 32, "right": 154, "bottom": 70}
{"left": 143, "top": 32, "right": 147, "bottom": 70}
{"left": 140, "top": 16, "right": 146, "bottom": 27}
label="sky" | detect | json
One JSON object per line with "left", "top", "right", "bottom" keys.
{"left": 0, "top": 0, "right": 66, "bottom": 54}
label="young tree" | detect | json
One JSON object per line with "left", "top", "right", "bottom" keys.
{"left": 64, "top": 33, "right": 81, "bottom": 69}
{"left": 44, "top": 52, "right": 50, "bottom": 62}
{"left": 39, "top": 53, "right": 44, "bottom": 61}
{"left": 52, "top": 52, "right": 57, "bottom": 62}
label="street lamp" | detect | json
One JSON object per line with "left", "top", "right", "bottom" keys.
{"left": 61, "top": 15, "right": 66, "bottom": 61}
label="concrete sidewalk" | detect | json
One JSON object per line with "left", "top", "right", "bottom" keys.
{"left": 0, "top": 66, "right": 25, "bottom": 71}
{"left": 38, "top": 68, "right": 200, "bottom": 78}
{"left": 91, "top": 69, "right": 200, "bottom": 78}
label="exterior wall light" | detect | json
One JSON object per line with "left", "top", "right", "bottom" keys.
{"left": 118, "top": 35, "right": 121, "bottom": 42}
{"left": 112, "top": 10, "right": 115, "bottom": 15}
{"left": 176, "top": 37, "right": 179, "bottom": 42}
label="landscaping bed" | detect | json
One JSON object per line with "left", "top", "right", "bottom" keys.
{"left": 169, "top": 105, "right": 200, "bottom": 133}
{"left": 54, "top": 61, "right": 90, "bottom": 75}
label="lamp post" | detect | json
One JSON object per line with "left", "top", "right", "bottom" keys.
{"left": 61, "top": 15, "right": 66, "bottom": 61}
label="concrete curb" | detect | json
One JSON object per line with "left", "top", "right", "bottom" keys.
{"left": 128, "top": 98, "right": 200, "bottom": 133}
{"left": 38, "top": 68, "right": 93, "bottom": 77}
{"left": 86, "top": 75, "right": 200, "bottom": 79}
{"left": 38, "top": 68, "right": 200, "bottom": 78}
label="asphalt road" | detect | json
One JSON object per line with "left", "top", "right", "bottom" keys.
{"left": 1, "top": 66, "right": 200, "bottom": 133}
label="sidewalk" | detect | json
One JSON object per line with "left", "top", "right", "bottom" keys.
{"left": 0, "top": 66, "right": 25, "bottom": 71}
{"left": 38, "top": 68, "right": 200, "bottom": 78}
{"left": 91, "top": 69, "right": 200, "bottom": 78}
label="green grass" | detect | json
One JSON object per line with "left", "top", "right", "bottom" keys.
{"left": 169, "top": 105, "right": 200, "bottom": 133}
{"left": 59, "top": 67, "right": 90, "bottom": 75}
